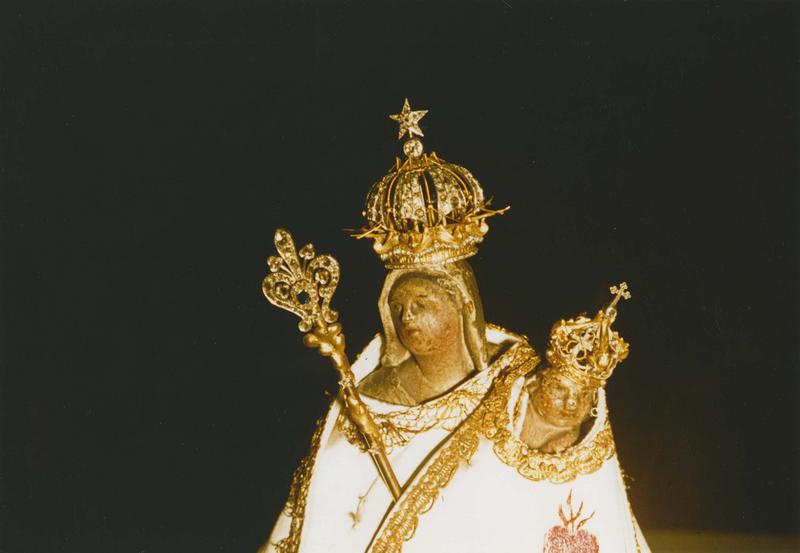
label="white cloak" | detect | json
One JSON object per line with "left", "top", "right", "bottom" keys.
{"left": 262, "top": 326, "right": 649, "bottom": 553}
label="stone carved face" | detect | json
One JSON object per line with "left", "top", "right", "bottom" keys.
{"left": 387, "top": 275, "right": 463, "bottom": 357}
{"left": 378, "top": 261, "right": 487, "bottom": 371}
{"left": 530, "top": 371, "right": 596, "bottom": 428}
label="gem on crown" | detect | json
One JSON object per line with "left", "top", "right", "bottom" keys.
{"left": 545, "top": 283, "right": 632, "bottom": 387}
{"left": 353, "top": 99, "right": 507, "bottom": 269}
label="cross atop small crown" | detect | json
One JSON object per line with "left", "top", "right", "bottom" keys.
{"left": 608, "top": 282, "right": 631, "bottom": 310}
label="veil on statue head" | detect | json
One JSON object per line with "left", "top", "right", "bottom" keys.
{"left": 377, "top": 260, "right": 488, "bottom": 372}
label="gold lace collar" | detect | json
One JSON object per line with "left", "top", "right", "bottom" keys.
{"left": 476, "top": 342, "right": 616, "bottom": 483}
{"left": 338, "top": 324, "right": 523, "bottom": 453}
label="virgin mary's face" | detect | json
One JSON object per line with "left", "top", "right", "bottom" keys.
{"left": 388, "top": 276, "right": 462, "bottom": 357}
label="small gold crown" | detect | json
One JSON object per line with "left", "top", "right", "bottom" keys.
{"left": 353, "top": 99, "right": 507, "bottom": 269}
{"left": 545, "top": 283, "right": 632, "bottom": 388}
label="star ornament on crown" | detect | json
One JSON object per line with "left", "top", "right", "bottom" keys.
{"left": 546, "top": 283, "right": 633, "bottom": 388}
{"left": 353, "top": 99, "right": 509, "bottom": 269}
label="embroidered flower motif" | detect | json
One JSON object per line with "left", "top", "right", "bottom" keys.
{"left": 543, "top": 490, "right": 599, "bottom": 553}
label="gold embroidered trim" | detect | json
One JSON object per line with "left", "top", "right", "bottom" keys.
{"left": 273, "top": 415, "right": 327, "bottom": 553}
{"left": 621, "top": 469, "right": 643, "bottom": 553}
{"left": 368, "top": 343, "right": 538, "bottom": 553}
{"left": 631, "top": 509, "right": 642, "bottom": 553}
{"left": 369, "top": 420, "right": 482, "bottom": 553}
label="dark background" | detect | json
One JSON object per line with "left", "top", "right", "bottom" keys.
{"left": 2, "top": 2, "right": 798, "bottom": 551}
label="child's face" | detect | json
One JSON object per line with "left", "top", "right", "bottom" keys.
{"left": 531, "top": 371, "right": 596, "bottom": 428}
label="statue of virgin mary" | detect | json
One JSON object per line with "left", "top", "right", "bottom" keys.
{"left": 259, "top": 100, "right": 649, "bottom": 553}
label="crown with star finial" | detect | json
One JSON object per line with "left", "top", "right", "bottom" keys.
{"left": 353, "top": 99, "right": 508, "bottom": 269}
{"left": 545, "top": 283, "right": 632, "bottom": 388}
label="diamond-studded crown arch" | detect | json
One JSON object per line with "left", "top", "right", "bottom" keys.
{"left": 364, "top": 155, "right": 485, "bottom": 232}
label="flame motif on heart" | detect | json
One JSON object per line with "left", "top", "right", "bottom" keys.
{"left": 543, "top": 490, "right": 599, "bottom": 553}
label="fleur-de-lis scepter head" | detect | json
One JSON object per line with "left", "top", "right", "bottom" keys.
{"left": 262, "top": 229, "right": 340, "bottom": 332}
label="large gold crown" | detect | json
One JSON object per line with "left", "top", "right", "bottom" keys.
{"left": 354, "top": 99, "right": 507, "bottom": 269}
{"left": 546, "top": 283, "right": 632, "bottom": 388}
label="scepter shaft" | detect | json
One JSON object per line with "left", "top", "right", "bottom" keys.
{"left": 262, "top": 229, "right": 401, "bottom": 500}
{"left": 303, "top": 320, "right": 402, "bottom": 500}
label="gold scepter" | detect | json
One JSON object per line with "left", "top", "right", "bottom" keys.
{"left": 261, "top": 228, "right": 402, "bottom": 500}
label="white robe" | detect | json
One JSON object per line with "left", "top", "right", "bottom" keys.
{"left": 263, "top": 326, "right": 649, "bottom": 553}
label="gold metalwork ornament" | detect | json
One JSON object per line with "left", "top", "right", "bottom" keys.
{"left": 389, "top": 98, "right": 427, "bottom": 140}
{"left": 263, "top": 229, "right": 340, "bottom": 333}
{"left": 262, "top": 229, "right": 402, "bottom": 501}
{"left": 355, "top": 100, "right": 508, "bottom": 269}
{"left": 546, "top": 282, "right": 632, "bottom": 388}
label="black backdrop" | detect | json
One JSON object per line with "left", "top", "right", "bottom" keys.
{"left": 2, "top": 2, "right": 798, "bottom": 552}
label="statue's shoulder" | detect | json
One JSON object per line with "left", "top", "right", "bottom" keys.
{"left": 357, "top": 365, "right": 390, "bottom": 397}
{"left": 484, "top": 324, "right": 539, "bottom": 367}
